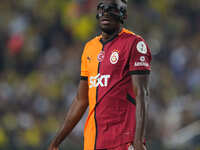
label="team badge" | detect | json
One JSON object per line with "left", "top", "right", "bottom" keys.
{"left": 97, "top": 51, "right": 105, "bottom": 62}
{"left": 110, "top": 50, "right": 119, "bottom": 64}
{"left": 137, "top": 41, "right": 147, "bottom": 54}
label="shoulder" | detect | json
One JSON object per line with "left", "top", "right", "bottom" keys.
{"left": 121, "top": 29, "right": 151, "bottom": 54}
{"left": 82, "top": 35, "right": 101, "bottom": 55}
{"left": 84, "top": 35, "right": 101, "bottom": 48}
{"left": 120, "top": 28, "right": 145, "bottom": 42}
{"left": 122, "top": 29, "right": 150, "bottom": 50}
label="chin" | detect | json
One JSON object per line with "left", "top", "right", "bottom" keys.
{"left": 100, "top": 26, "right": 116, "bottom": 35}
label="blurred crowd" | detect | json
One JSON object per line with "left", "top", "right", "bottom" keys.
{"left": 0, "top": 0, "right": 200, "bottom": 150}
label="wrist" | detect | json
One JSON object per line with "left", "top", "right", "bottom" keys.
{"left": 51, "top": 138, "right": 60, "bottom": 147}
{"left": 134, "top": 139, "right": 143, "bottom": 146}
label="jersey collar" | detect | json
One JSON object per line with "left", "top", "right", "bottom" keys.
{"left": 99, "top": 28, "right": 125, "bottom": 45}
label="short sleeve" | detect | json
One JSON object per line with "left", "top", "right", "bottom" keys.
{"left": 80, "top": 44, "right": 89, "bottom": 80}
{"left": 129, "top": 37, "right": 152, "bottom": 75}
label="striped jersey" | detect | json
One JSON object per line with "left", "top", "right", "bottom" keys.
{"left": 80, "top": 28, "right": 152, "bottom": 150}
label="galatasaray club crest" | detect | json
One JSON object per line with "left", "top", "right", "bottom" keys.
{"left": 97, "top": 51, "right": 105, "bottom": 62}
{"left": 110, "top": 50, "right": 119, "bottom": 64}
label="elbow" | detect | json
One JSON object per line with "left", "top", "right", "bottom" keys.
{"left": 75, "top": 95, "right": 88, "bottom": 108}
{"left": 136, "top": 87, "right": 148, "bottom": 98}
{"left": 136, "top": 88, "right": 149, "bottom": 105}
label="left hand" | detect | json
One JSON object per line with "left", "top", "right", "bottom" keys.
{"left": 133, "top": 142, "right": 146, "bottom": 150}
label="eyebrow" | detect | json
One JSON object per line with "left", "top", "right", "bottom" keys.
{"left": 98, "top": 1, "right": 118, "bottom": 6}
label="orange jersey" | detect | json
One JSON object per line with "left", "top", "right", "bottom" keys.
{"left": 80, "top": 28, "right": 151, "bottom": 150}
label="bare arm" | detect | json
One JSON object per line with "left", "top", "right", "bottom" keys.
{"left": 131, "top": 74, "right": 150, "bottom": 149}
{"left": 49, "top": 80, "right": 88, "bottom": 150}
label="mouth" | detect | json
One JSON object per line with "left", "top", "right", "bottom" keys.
{"left": 100, "top": 17, "right": 112, "bottom": 24}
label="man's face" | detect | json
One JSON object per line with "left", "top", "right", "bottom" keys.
{"left": 97, "top": 0, "right": 121, "bottom": 34}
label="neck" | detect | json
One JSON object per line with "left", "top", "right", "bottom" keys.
{"left": 101, "top": 26, "right": 122, "bottom": 43}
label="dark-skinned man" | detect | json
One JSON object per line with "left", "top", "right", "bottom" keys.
{"left": 48, "top": 0, "right": 151, "bottom": 150}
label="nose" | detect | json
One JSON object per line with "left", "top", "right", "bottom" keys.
{"left": 102, "top": 11, "right": 109, "bottom": 16}
{"left": 102, "top": 8, "right": 111, "bottom": 17}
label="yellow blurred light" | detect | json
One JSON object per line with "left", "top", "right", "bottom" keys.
{"left": 0, "top": 128, "right": 8, "bottom": 147}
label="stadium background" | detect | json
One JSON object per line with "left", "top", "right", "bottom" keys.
{"left": 0, "top": 0, "right": 200, "bottom": 150}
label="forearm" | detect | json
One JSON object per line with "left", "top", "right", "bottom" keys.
{"left": 131, "top": 74, "right": 150, "bottom": 150}
{"left": 134, "top": 92, "right": 148, "bottom": 144}
{"left": 53, "top": 97, "right": 88, "bottom": 146}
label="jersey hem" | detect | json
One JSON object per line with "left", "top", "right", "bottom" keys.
{"left": 96, "top": 135, "right": 134, "bottom": 149}
{"left": 129, "top": 70, "right": 150, "bottom": 75}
